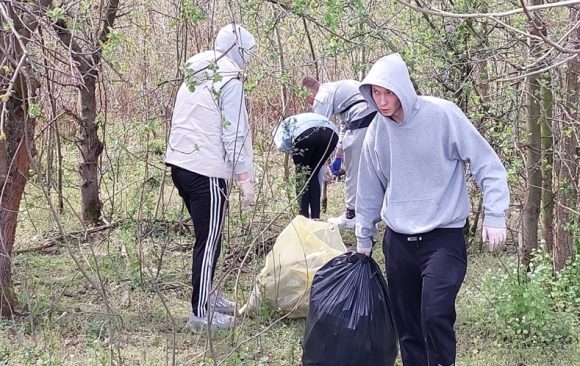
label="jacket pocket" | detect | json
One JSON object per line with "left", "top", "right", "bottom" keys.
{"left": 167, "top": 126, "right": 203, "bottom": 154}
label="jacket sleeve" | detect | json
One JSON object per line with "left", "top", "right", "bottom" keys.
{"left": 449, "top": 105, "right": 509, "bottom": 228}
{"left": 355, "top": 124, "right": 387, "bottom": 249}
{"left": 220, "top": 78, "right": 251, "bottom": 175}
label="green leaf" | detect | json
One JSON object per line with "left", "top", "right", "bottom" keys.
{"left": 47, "top": 7, "right": 64, "bottom": 21}
{"left": 28, "top": 103, "right": 41, "bottom": 118}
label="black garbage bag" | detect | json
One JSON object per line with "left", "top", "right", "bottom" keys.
{"left": 302, "top": 252, "right": 398, "bottom": 366}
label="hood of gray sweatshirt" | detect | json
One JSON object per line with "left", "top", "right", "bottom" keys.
{"left": 355, "top": 54, "right": 509, "bottom": 248}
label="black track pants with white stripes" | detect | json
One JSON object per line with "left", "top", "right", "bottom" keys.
{"left": 170, "top": 165, "right": 228, "bottom": 317}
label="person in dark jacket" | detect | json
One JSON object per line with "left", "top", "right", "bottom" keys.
{"left": 274, "top": 112, "right": 339, "bottom": 219}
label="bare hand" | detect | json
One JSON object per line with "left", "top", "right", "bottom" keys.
{"left": 322, "top": 165, "right": 334, "bottom": 183}
{"left": 238, "top": 179, "right": 255, "bottom": 210}
{"left": 482, "top": 226, "right": 506, "bottom": 251}
{"left": 356, "top": 243, "right": 372, "bottom": 257}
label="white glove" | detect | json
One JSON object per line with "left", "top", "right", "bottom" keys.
{"left": 238, "top": 179, "right": 255, "bottom": 210}
{"left": 482, "top": 226, "right": 506, "bottom": 251}
{"left": 322, "top": 165, "right": 334, "bottom": 183}
{"left": 356, "top": 243, "right": 372, "bottom": 257}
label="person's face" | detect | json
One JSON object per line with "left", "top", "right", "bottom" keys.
{"left": 372, "top": 85, "right": 403, "bottom": 122}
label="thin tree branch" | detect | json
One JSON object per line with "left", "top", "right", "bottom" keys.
{"left": 395, "top": 0, "right": 580, "bottom": 19}
{"left": 497, "top": 53, "right": 578, "bottom": 82}
{"left": 520, "top": 0, "right": 580, "bottom": 54}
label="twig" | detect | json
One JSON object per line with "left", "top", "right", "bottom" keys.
{"left": 395, "top": 0, "right": 580, "bottom": 19}
{"left": 14, "top": 222, "right": 119, "bottom": 255}
{"left": 519, "top": 0, "right": 580, "bottom": 54}
{"left": 497, "top": 53, "right": 578, "bottom": 82}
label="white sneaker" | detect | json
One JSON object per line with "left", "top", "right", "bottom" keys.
{"left": 209, "top": 293, "right": 235, "bottom": 315}
{"left": 186, "top": 311, "right": 233, "bottom": 330}
{"left": 328, "top": 214, "right": 355, "bottom": 229}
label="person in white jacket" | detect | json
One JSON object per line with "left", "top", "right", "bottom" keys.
{"left": 165, "top": 23, "right": 256, "bottom": 329}
{"left": 356, "top": 53, "right": 509, "bottom": 366}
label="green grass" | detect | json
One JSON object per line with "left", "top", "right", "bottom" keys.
{"left": 4, "top": 222, "right": 578, "bottom": 365}
{"left": 3, "top": 143, "right": 578, "bottom": 365}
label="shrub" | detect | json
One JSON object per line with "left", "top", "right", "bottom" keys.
{"left": 478, "top": 251, "right": 578, "bottom": 346}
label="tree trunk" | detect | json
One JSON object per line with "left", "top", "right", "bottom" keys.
{"left": 78, "top": 79, "right": 103, "bottom": 225}
{"left": 0, "top": 124, "right": 31, "bottom": 317}
{"left": 521, "top": 0, "right": 544, "bottom": 268}
{"left": 553, "top": 7, "right": 579, "bottom": 272}
{"left": 540, "top": 73, "right": 554, "bottom": 253}
{"left": 53, "top": 0, "right": 119, "bottom": 226}
{"left": 0, "top": 0, "right": 45, "bottom": 318}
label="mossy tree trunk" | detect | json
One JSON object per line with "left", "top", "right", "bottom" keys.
{"left": 540, "top": 73, "right": 554, "bottom": 253}
{"left": 553, "top": 7, "right": 579, "bottom": 272}
{"left": 521, "top": 0, "right": 545, "bottom": 268}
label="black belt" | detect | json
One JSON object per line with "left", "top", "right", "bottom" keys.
{"left": 346, "top": 111, "right": 377, "bottom": 131}
{"left": 387, "top": 227, "right": 464, "bottom": 242}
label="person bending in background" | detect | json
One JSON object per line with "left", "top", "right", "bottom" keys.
{"left": 301, "top": 77, "right": 376, "bottom": 229}
{"left": 273, "top": 113, "right": 338, "bottom": 219}
{"left": 165, "top": 23, "right": 256, "bottom": 330}
{"left": 355, "top": 53, "right": 509, "bottom": 366}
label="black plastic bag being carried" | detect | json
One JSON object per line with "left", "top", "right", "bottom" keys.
{"left": 302, "top": 252, "right": 398, "bottom": 366}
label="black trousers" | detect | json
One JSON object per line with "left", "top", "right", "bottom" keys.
{"left": 170, "top": 165, "right": 228, "bottom": 317}
{"left": 292, "top": 127, "right": 338, "bottom": 219}
{"left": 383, "top": 227, "right": 467, "bottom": 366}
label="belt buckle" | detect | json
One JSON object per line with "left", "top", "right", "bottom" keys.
{"left": 406, "top": 236, "right": 423, "bottom": 242}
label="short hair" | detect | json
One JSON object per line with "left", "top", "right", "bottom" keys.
{"left": 301, "top": 76, "right": 320, "bottom": 90}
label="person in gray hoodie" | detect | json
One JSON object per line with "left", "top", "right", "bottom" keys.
{"left": 301, "top": 77, "right": 376, "bottom": 229}
{"left": 165, "top": 23, "right": 256, "bottom": 330}
{"left": 356, "top": 53, "right": 509, "bottom": 366}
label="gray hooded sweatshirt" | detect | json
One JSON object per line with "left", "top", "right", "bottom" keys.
{"left": 356, "top": 53, "right": 509, "bottom": 249}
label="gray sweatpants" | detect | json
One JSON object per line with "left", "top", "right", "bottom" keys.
{"left": 342, "top": 127, "right": 368, "bottom": 210}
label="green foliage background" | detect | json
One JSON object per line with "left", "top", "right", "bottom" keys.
{"left": 1, "top": 0, "right": 578, "bottom": 364}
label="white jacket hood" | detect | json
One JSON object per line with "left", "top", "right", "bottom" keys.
{"left": 214, "top": 23, "right": 256, "bottom": 69}
{"left": 359, "top": 53, "right": 419, "bottom": 125}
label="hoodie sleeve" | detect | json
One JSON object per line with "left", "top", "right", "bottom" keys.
{"left": 313, "top": 85, "right": 344, "bottom": 151}
{"left": 355, "top": 124, "right": 387, "bottom": 248}
{"left": 449, "top": 105, "right": 509, "bottom": 228}
{"left": 313, "top": 85, "right": 335, "bottom": 118}
{"left": 220, "top": 78, "right": 251, "bottom": 175}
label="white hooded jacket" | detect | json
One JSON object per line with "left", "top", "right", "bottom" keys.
{"left": 165, "top": 24, "right": 256, "bottom": 180}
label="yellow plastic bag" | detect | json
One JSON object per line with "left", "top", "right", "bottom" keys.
{"left": 240, "top": 215, "right": 347, "bottom": 318}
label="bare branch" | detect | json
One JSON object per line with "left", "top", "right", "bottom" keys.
{"left": 395, "top": 0, "right": 580, "bottom": 19}
{"left": 95, "top": 0, "right": 121, "bottom": 58}
{"left": 497, "top": 53, "right": 578, "bottom": 82}
{"left": 519, "top": 0, "right": 580, "bottom": 54}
